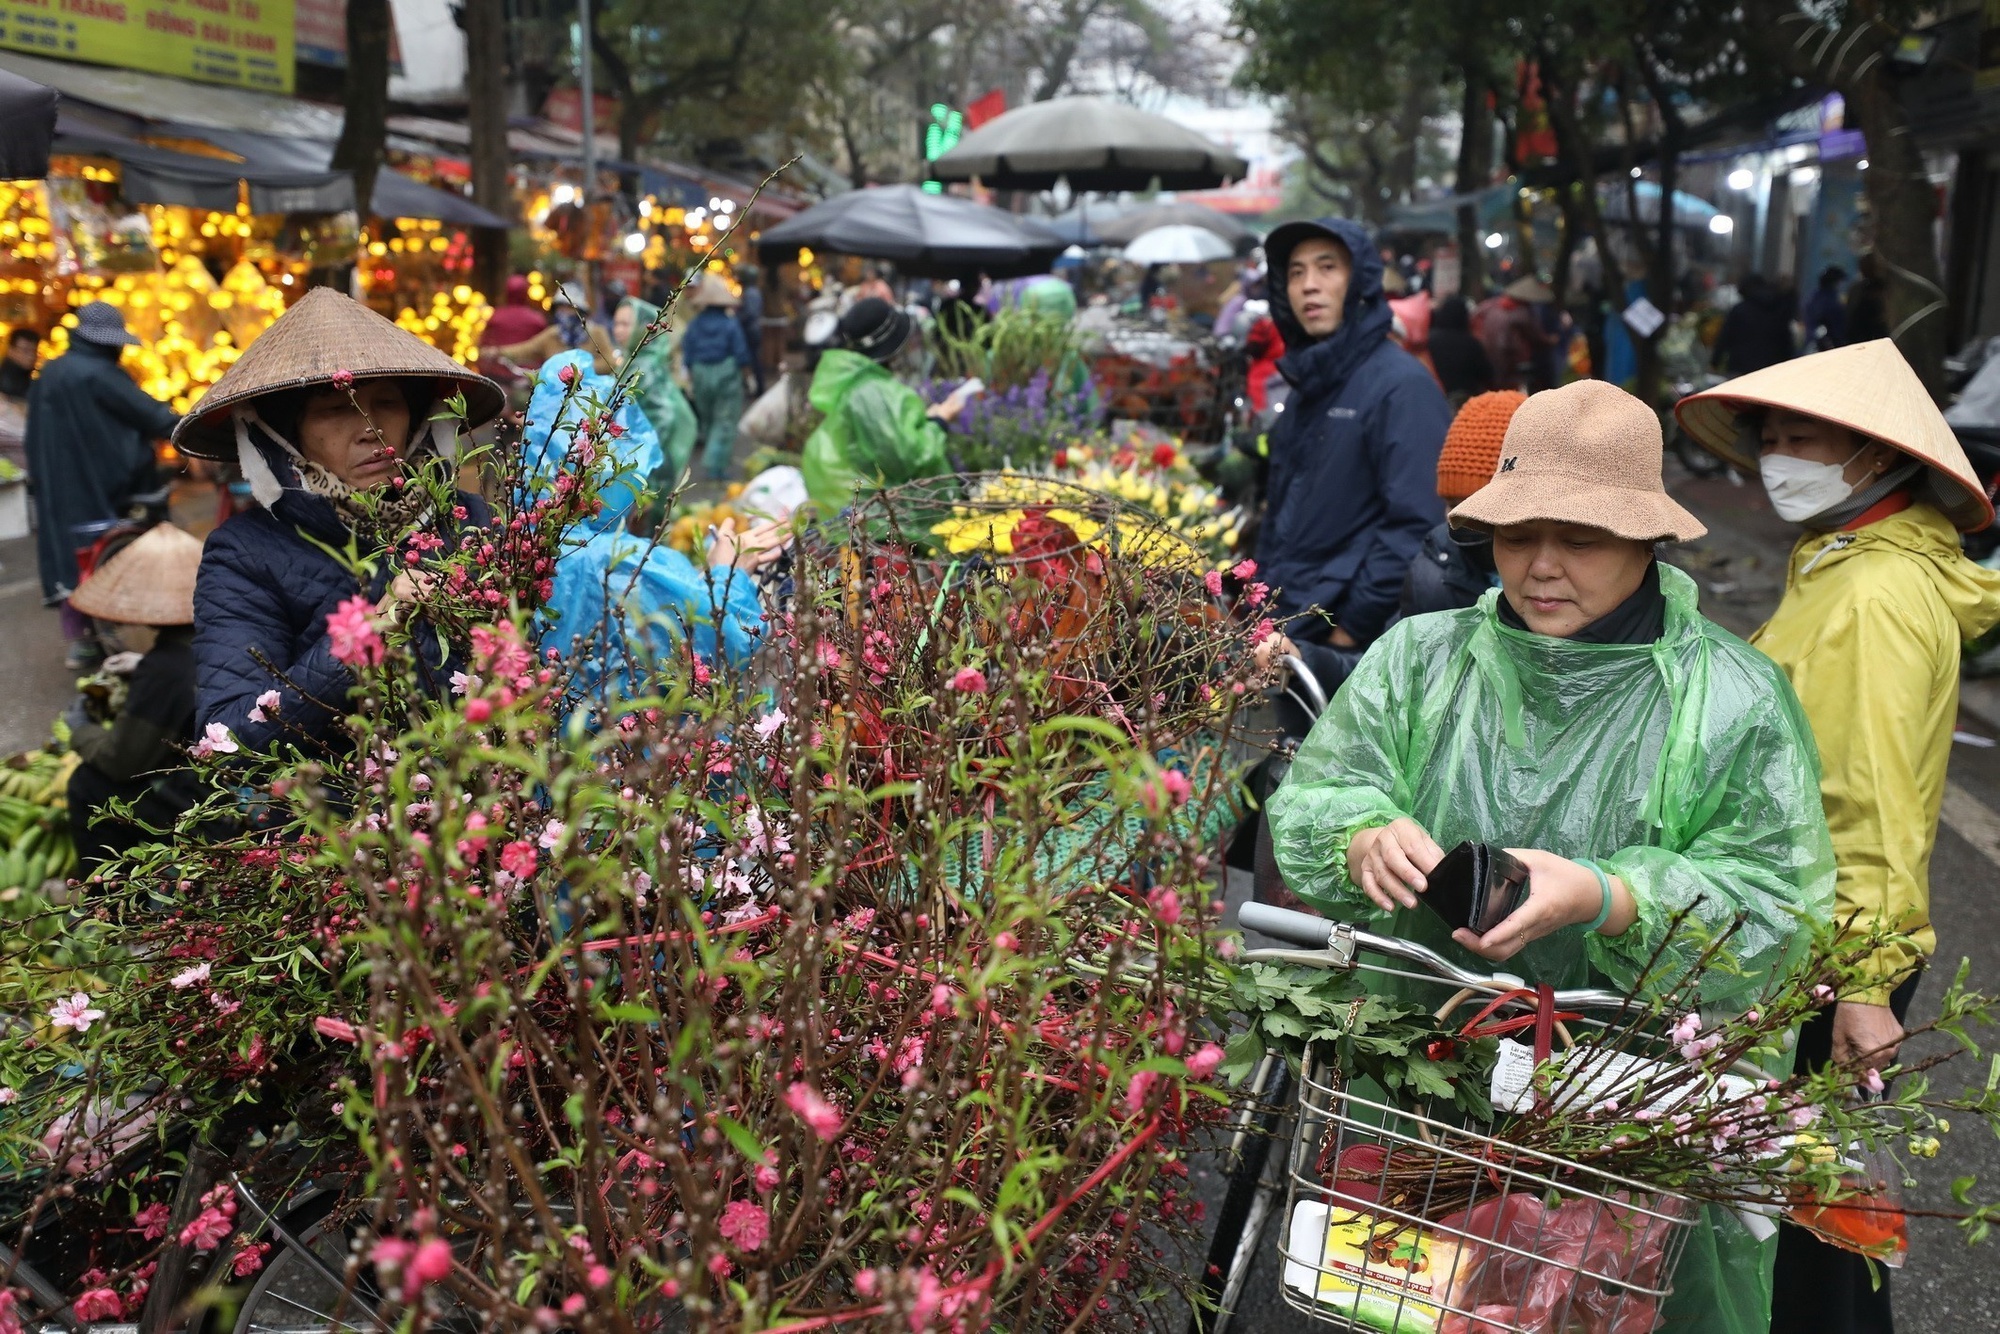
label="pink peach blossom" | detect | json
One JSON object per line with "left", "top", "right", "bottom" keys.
{"left": 719, "top": 1200, "right": 770, "bottom": 1251}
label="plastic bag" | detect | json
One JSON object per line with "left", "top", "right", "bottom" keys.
{"left": 1433, "top": 1189, "right": 1678, "bottom": 1334}
{"left": 617, "top": 297, "right": 699, "bottom": 486}
{"left": 522, "top": 351, "right": 763, "bottom": 689}
{"left": 1786, "top": 1138, "right": 1908, "bottom": 1268}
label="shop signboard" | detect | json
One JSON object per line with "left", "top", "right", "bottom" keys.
{"left": 0, "top": 0, "right": 296, "bottom": 93}
{"left": 295, "top": 0, "right": 398, "bottom": 70}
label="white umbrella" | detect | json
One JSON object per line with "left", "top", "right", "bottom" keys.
{"left": 1122, "top": 224, "right": 1234, "bottom": 265}
{"left": 1097, "top": 201, "right": 1257, "bottom": 249}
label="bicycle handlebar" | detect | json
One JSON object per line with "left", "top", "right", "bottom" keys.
{"left": 1236, "top": 901, "right": 1632, "bottom": 1012}
{"left": 1238, "top": 901, "right": 1340, "bottom": 948}
{"left": 1279, "top": 653, "right": 1328, "bottom": 717}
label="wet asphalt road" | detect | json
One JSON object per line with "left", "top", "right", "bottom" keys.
{"left": 0, "top": 532, "right": 75, "bottom": 757}
{"left": 1191, "top": 469, "right": 2000, "bottom": 1333}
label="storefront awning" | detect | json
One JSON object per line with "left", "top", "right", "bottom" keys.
{"left": 167, "top": 124, "right": 511, "bottom": 228}
{"left": 1, "top": 67, "right": 58, "bottom": 181}
{"left": 8, "top": 52, "right": 505, "bottom": 226}
{"left": 54, "top": 127, "right": 355, "bottom": 214}
{"left": 0, "top": 49, "right": 343, "bottom": 140}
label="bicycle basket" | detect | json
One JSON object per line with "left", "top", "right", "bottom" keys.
{"left": 1277, "top": 1040, "right": 1698, "bottom": 1334}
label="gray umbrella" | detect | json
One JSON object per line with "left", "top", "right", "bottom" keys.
{"left": 756, "top": 184, "right": 1065, "bottom": 278}
{"left": 1094, "top": 200, "right": 1257, "bottom": 251}
{"left": 0, "top": 68, "right": 57, "bottom": 181}
{"left": 929, "top": 96, "right": 1247, "bottom": 192}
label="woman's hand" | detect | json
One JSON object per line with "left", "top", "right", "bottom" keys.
{"left": 926, "top": 379, "right": 983, "bottom": 422}
{"left": 708, "top": 518, "right": 788, "bottom": 571}
{"left": 1346, "top": 818, "right": 1445, "bottom": 913}
{"left": 1252, "top": 631, "right": 1299, "bottom": 672}
{"left": 1832, "top": 1001, "right": 1904, "bottom": 1074}
{"left": 1451, "top": 848, "right": 1636, "bottom": 963}
{"left": 377, "top": 569, "right": 437, "bottom": 616}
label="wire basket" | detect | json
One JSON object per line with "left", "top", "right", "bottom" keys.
{"left": 1277, "top": 1041, "right": 1698, "bottom": 1334}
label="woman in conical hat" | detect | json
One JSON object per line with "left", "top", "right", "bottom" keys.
{"left": 173, "top": 287, "right": 504, "bottom": 754}
{"left": 64, "top": 523, "right": 206, "bottom": 869}
{"left": 1678, "top": 340, "right": 2000, "bottom": 1334}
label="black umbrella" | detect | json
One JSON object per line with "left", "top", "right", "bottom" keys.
{"left": 0, "top": 68, "right": 57, "bottom": 181}
{"left": 929, "top": 97, "right": 1246, "bottom": 193}
{"left": 756, "top": 185, "right": 1064, "bottom": 278}
{"left": 1040, "top": 199, "right": 1140, "bottom": 247}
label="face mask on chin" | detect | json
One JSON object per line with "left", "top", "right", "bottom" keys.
{"left": 1759, "top": 446, "right": 1867, "bottom": 523}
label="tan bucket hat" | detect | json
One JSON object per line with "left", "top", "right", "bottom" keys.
{"left": 1504, "top": 275, "right": 1554, "bottom": 303}
{"left": 1674, "top": 339, "right": 1994, "bottom": 532}
{"left": 1450, "top": 379, "right": 1707, "bottom": 542}
{"left": 171, "top": 287, "right": 504, "bottom": 460}
{"left": 68, "top": 524, "right": 204, "bottom": 626}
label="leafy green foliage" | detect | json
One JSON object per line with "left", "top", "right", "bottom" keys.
{"left": 1221, "top": 961, "right": 1499, "bottom": 1122}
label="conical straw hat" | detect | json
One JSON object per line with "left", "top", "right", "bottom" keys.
{"left": 1675, "top": 339, "right": 1994, "bottom": 531}
{"left": 171, "top": 287, "right": 504, "bottom": 459}
{"left": 67, "top": 524, "right": 204, "bottom": 626}
{"left": 690, "top": 274, "right": 740, "bottom": 309}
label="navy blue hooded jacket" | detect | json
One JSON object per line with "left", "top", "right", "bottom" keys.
{"left": 1257, "top": 217, "right": 1451, "bottom": 642}
{"left": 193, "top": 430, "right": 490, "bottom": 754}
{"left": 680, "top": 307, "right": 752, "bottom": 368}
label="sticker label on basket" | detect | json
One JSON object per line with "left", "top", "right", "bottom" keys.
{"left": 1282, "top": 1200, "right": 1468, "bottom": 1333}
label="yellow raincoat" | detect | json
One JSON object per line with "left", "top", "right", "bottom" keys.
{"left": 1752, "top": 502, "right": 2000, "bottom": 1002}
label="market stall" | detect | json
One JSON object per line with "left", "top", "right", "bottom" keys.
{"left": 0, "top": 121, "right": 516, "bottom": 419}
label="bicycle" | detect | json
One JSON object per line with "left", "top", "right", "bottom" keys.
{"left": 1194, "top": 903, "right": 1699, "bottom": 1334}
{"left": 1189, "top": 653, "right": 1324, "bottom": 1334}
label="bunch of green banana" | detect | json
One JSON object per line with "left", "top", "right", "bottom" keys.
{"left": 0, "top": 750, "right": 80, "bottom": 894}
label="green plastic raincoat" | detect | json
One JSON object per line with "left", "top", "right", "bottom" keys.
{"left": 619, "top": 298, "right": 699, "bottom": 487}
{"left": 1268, "top": 562, "right": 1835, "bottom": 1334}
{"left": 800, "top": 348, "right": 949, "bottom": 512}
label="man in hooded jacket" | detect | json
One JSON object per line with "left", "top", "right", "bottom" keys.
{"left": 1256, "top": 217, "right": 1453, "bottom": 661}
{"left": 23, "top": 303, "right": 179, "bottom": 668}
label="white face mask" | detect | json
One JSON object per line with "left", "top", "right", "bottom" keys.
{"left": 1759, "top": 446, "right": 1867, "bottom": 523}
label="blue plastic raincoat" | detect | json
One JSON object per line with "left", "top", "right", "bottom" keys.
{"left": 1268, "top": 563, "right": 1836, "bottom": 1334}
{"left": 524, "top": 352, "right": 763, "bottom": 698}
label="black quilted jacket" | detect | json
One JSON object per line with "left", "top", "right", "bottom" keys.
{"left": 192, "top": 435, "right": 491, "bottom": 754}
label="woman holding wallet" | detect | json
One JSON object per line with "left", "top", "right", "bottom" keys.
{"left": 1267, "top": 379, "right": 1835, "bottom": 1334}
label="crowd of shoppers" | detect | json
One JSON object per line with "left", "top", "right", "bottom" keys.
{"left": 11, "top": 209, "right": 1996, "bottom": 1334}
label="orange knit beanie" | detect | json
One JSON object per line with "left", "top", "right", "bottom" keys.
{"left": 1437, "top": 390, "right": 1528, "bottom": 501}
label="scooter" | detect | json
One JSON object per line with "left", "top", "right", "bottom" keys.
{"left": 1953, "top": 426, "right": 2000, "bottom": 562}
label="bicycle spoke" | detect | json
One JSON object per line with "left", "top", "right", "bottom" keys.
{"left": 243, "top": 1282, "right": 375, "bottom": 1333}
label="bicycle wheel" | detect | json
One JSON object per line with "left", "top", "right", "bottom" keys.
{"left": 1187, "top": 1058, "right": 1292, "bottom": 1334}
{"left": 229, "top": 1190, "right": 386, "bottom": 1334}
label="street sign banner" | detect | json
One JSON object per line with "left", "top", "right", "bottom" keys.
{"left": 0, "top": 0, "right": 296, "bottom": 93}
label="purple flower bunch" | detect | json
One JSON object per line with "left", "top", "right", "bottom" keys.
{"left": 924, "top": 369, "right": 1098, "bottom": 471}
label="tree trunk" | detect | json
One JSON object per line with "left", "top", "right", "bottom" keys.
{"left": 463, "top": 0, "right": 513, "bottom": 302}
{"left": 331, "top": 0, "right": 392, "bottom": 219}
{"left": 1750, "top": 0, "right": 1951, "bottom": 392}
{"left": 1455, "top": 66, "right": 1490, "bottom": 300}
{"left": 1541, "top": 61, "right": 1610, "bottom": 378}
{"left": 1635, "top": 141, "right": 1678, "bottom": 407}
{"left": 1631, "top": 49, "right": 1684, "bottom": 409}
{"left": 1848, "top": 57, "right": 1949, "bottom": 393}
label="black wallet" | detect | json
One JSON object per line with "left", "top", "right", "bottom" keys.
{"left": 1422, "top": 841, "right": 1530, "bottom": 937}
